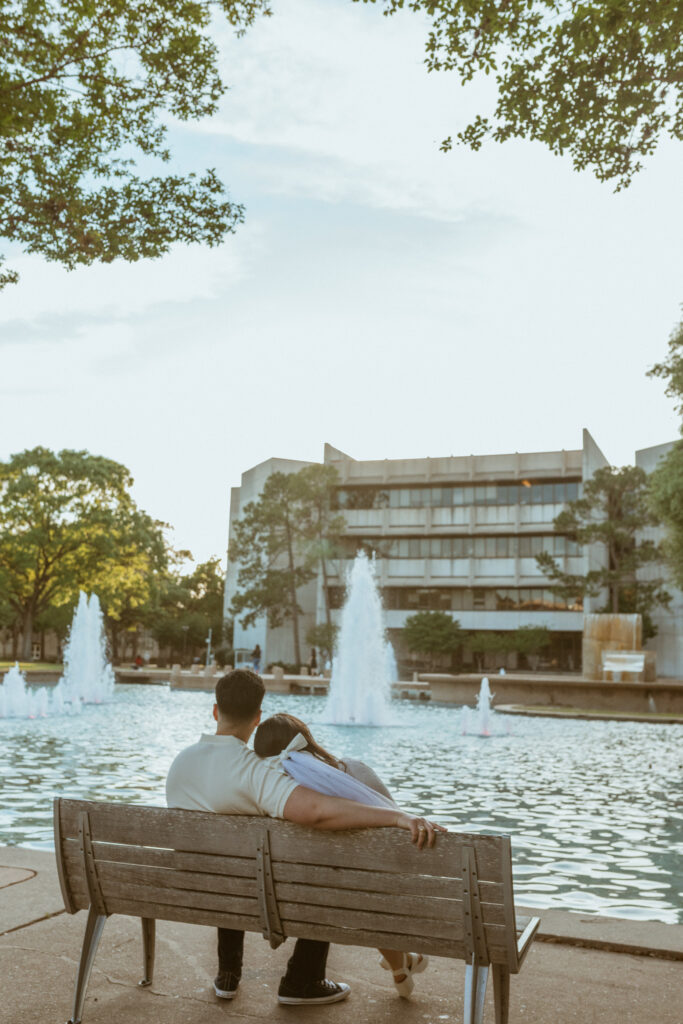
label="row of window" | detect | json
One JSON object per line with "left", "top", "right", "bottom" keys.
{"left": 334, "top": 480, "right": 580, "bottom": 510}
{"left": 328, "top": 586, "right": 583, "bottom": 612}
{"left": 344, "top": 534, "right": 580, "bottom": 559}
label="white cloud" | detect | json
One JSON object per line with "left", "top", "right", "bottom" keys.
{"left": 0, "top": 228, "right": 260, "bottom": 334}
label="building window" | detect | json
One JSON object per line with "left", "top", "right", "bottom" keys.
{"left": 335, "top": 479, "right": 581, "bottom": 511}
{"left": 378, "top": 587, "right": 583, "bottom": 612}
{"left": 346, "top": 534, "right": 579, "bottom": 560}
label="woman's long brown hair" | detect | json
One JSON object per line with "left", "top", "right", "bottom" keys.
{"left": 254, "top": 713, "right": 345, "bottom": 771}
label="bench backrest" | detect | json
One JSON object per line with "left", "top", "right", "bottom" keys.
{"left": 54, "top": 798, "right": 522, "bottom": 971}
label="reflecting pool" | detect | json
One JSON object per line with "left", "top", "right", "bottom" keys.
{"left": 1, "top": 685, "right": 681, "bottom": 923}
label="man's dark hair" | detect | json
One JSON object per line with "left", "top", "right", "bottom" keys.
{"left": 215, "top": 669, "right": 265, "bottom": 722}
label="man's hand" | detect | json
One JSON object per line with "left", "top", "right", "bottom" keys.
{"left": 393, "top": 813, "right": 448, "bottom": 849}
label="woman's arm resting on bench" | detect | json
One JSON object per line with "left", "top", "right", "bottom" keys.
{"left": 283, "top": 786, "right": 446, "bottom": 848}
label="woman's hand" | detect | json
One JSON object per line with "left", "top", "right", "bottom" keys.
{"left": 394, "top": 812, "right": 448, "bottom": 849}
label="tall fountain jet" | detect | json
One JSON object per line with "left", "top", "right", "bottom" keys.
{"left": 324, "top": 552, "right": 393, "bottom": 726}
{"left": 60, "top": 592, "right": 115, "bottom": 705}
{"left": 0, "top": 591, "right": 115, "bottom": 718}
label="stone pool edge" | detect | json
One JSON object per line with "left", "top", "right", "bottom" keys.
{"left": 2, "top": 845, "right": 682, "bottom": 961}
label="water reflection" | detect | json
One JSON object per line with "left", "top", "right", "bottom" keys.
{"left": 0, "top": 686, "right": 681, "bottom": 923}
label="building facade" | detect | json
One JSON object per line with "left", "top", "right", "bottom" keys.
{"left": 224, "top": 432, "right": 683, "bottom": 677}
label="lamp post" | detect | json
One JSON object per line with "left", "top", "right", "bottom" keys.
{"left": 181, "top": 625, "right": 189, "bottom": 666}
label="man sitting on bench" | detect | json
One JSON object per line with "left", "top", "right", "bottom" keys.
{"left": 166, "top": 669, "right": 441, "bottom": 1007}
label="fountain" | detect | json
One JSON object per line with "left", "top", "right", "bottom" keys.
{"left": 385, "top": 640, "right": 398, "bottom": 683}
{"left": 324, "top": 552, "right": 393, "bottom": 725}
{"left": 461, "top": 677, "right": 509, "bottom": 737}
{"left": 0, "top": 591, "right": 114, "bottom": 718}
{"left": 0, "top": 663, "right": 51, "bottom": 718}
{"left": 60, "top": 592, "right": 115, "bottom": 705}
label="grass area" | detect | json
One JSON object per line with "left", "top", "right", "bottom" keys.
{"left": 0, "top": 662, "right": 62, "bottom": 672}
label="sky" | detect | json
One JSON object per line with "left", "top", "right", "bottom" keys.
{"left": 1, "top": 0, "right": 682, "bottom": 565}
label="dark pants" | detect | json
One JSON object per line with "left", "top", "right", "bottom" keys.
{"left": 217, "top": 928, "right": 329, "bottom": 984}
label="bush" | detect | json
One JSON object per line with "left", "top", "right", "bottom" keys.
{"left": 268, "top": 660, "right": 300, "bottom": 675}
{"left": 213, "top": 647, "right": 234, "bottom": 668}
{"left": 305, "top": 623, "right": 338, "bottom": 662}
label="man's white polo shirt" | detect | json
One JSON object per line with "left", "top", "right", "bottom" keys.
{"left": 166, "top": 733, "right": 298, "bottom": 817}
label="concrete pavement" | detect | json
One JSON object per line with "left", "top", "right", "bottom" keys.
{"left": 1, "top": 846, "right": 681, "bottom": 1024}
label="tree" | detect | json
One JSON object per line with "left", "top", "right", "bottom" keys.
{"left": 647, "top": 311, "right": 683, "bottom": 588}
{"left": 229, "top": 472, "right": 316, "bottom": 667}
{"left": 153, "top": 558, "right": 225, "bottom": 663}
{"left": 648, "top": 443, "right": 683, "bottom": 591}
{"left": 402, "top": 610, "right": 463, "bottom": 670}
{"left": 0, "top": 447, "right": 166, "bottom": 659}
{"left": 468, "top": 631, "right": 510, "bottom": 671}
{"left": 537, "top": 466, "right": 670, "bottom": 638}
{"left": 511, "top": 625, "right": 550, "bottom": 670}
{"left": 297, "top": 464, "right": 347, "bottom": 628}
{"left": 90, "top": 509, "right": 174, "bottom": 661}
{"left": 648, "top": 311, "right": 683, "bottom": 415}
{"left": 0, "top": 0, "right": 270, "bottom": 289}
{"left": 364, "top": 0, "right": 683, "bottom": 190}
{"left": 305, "top": 622, "right": 339, "bottom": 664}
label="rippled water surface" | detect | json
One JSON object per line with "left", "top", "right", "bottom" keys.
{"left": 1, "top": 685, "right": 681, "bottom": 923}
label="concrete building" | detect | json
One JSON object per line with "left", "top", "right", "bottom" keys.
{"left": 224, "top": 431, "right": 683, "bottom": 677}
{"left": 635, "top": 441, "right": 683, "bottom": 677}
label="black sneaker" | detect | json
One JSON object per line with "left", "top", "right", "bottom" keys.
{"left": 214, "top": 971, "right": 240, "bottom": 999}
{"left": 277, "top": 978, "right": 351, "bottom": 1005}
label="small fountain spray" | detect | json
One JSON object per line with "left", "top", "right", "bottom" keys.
{"left": 0, "top": 664, "right": 50, "bottom": 719}
{"left": 324, "top": 552, "right": 393, "bottom": 726}
{"left": 0, "top": 591, "right": 114, "bottom": 718}
{"left": 461, "top": 677, "right": 509, "bottom": 737}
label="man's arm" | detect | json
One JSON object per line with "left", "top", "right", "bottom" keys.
{"left": 282, "top": 786, "right": 445, "bottom": 849}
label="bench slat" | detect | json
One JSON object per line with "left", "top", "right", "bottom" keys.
{"left": 273, "top": 859, "right": 503, "bottom": 902}
{"left": 277, "top": 918, "right": 513, "bottom": 964}
{"left": 95, "top": 876, "right": 459, "bottom": 942}
{"left": 104, "top": 896, "right": 261, "bottom": 934}
{"left": 58, "top": 801, "right": 506, "bottom": 881}
{"left": 86, "top": 859, "right": 509, "bottom": 928}
{"left": 102, "top": 895, "right": 469, "bottom": 959}
{"left": 94, "top": 861, "right": 257, "bottom": 899}
{"left": 91, "top": 870, "right": 512, "bottom": 950}
{"left": 70, "top": 840, "right": 504, "bottom": 902}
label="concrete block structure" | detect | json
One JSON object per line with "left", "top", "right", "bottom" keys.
{"left": 224, "top": 431, "right": 683, "bottom": 677}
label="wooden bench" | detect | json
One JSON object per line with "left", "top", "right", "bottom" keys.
{"left": 54, "top": 798, "right": 540, "bottom": 1024}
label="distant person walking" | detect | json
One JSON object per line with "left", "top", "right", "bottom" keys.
{"left": 308, "top": 648, "right": 318, "bottom": 676}
{"left": 251, "top": 644, "right": 261, "bottom": 672}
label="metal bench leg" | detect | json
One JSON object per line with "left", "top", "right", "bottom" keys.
{"left": 464, "top": 956, "right": 489, "bottom": 1024}
{"left": 493, "top": 964, "right": 510, "bottom": 1024}
{"left": 139, "top": 918, "right": 156, "bottom": 987}
{"left": 67, "top": 905, "right": 106, "bottom": 1024}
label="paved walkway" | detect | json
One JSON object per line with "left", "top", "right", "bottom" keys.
{"left": 1, "top": 846, "right": 681, "bottom": 1024}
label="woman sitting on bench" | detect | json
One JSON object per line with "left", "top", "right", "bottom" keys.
{"left": 254, "top": 713, "right": 430, "bottom": 999}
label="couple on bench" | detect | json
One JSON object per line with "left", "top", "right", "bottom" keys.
{"left": 166, "top": 668, "right": 445, "bottom": 1006}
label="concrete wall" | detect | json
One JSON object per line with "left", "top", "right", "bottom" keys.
{"left": 325, "top": 442, "right": 583, "bottom": 485}
{"left": 423, "top": 673, "right": 683, "bottom": 713}
{"left": 636, "top": 441, "right": 683, "bottom": 678}
{"left": 225, "top": 456, "right": 315, "bottom": 667}
{"left": 581, "top": 428, "right": 610, "bottom": 615}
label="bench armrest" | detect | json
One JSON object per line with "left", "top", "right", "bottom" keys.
{"left": 517, "top": 916, "right": 541, "bottom": 967}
